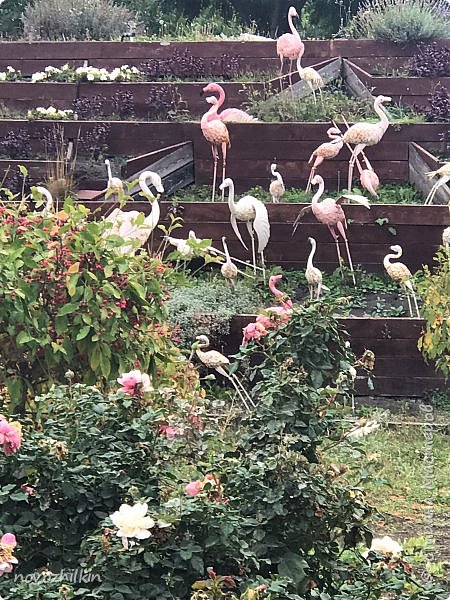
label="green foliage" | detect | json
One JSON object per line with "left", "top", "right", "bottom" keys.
{"left": 0, "top": 0, "right": 29, "bottom": 38}
{"left": 0, "top": 195, "right": 174, "bottom": 412}
{"left": 167, "top": 280, "right": 263, "bottom": 346}
{"left": 418, "top": 249, "right": 450, "bottom": 377}
{"left": 344, "top": 0, "right": 450, "bottom": 43}
{"left": 22, "top": 0, "right": 138, "bottom": 41}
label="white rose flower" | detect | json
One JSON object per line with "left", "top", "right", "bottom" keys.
{"left": 87, "top": 73, "right": 95, "bottom": 81}
{"left": 0, "top": 73, "right": 6, "bottom": 81}
{"left": 6, "top": 66, "right": 15, "bottom": 73}
{"left": 110, "top": 503, "right": 155, "bottom": 549}
{"left": 46, "top": 106, "right": 57, "bottom": 114}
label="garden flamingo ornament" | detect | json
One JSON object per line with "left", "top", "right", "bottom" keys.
{"left": 220, "top": 236, "right": 238, "bottom": 285}
{"left": 105, "top": 171, "right": 163, "bottom": 255}
{"left": 306, "top": 126, "right": 343, "bottom": 191}
{"left": 268, "top": 274, "right": 293, "bottom": 311}
{"left": 305, "top": 237, "right": 324, "bottom": 300}
{"left": 296, "top": 58, "right": 324, "bottom": 104}
{"left": 383, "top": 245, "right": 420, "bottom": 318}
{"left": 193, "top": 335, "right": 255, "bottom": 412}
{"left": 105, "top": 159, "right": 123, "bottom": 193}
{"left": 357, "top": 158, "right": 380, "bottom": 198}
{"left": 269, "top": 163, "right": 285, "bottom": 203}
{"left": 201, "top": 95, "right": 230, "bottom": 202}
{"left": 293, "top": 174, "right": 370, "bottom": 285}
{"left": 337, "top": 94, "right": 391, "bottom": 193}
{"left": 424, "top": 161, "right": 450, "bottom": 205}
{"left": 442, "top": 202, "right": 450, "bottom": 265}
{"left": 165, "top": 230, "right": 199, "bottom": 258}
{"left": 202, "top": 83, "right": 258, "bottom": 123}
{"left": 34, "top": 185, "right": 54, "bottom": 217}
{"left": 276, "top": 6, "right": 304, "bottom": 90}
{"left": 220, "top": 178, "right": 270, "bottom": 279}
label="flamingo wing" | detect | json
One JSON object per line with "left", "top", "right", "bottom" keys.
{"left": 292, "top": 205, "right": 312, "bottom": 234}
{"left": 230, "top": 213, "right": 249, "bottom": 250}
{"left": 220, "top": 108, "right": 259, "bottom": 123}
{"left": 336, "top": 194, "right": 371, "bottom": 209}
{"left": 252, "top": 199, "right": 270, "bottom": 253}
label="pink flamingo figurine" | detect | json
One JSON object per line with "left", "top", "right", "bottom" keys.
{"left": 202, "top": 82, "right": 258, "bottom": 123}
{"left": 276, "top": 6, "right": 304, "bottom": 91}
{"left": 358, "top": 159, "right": 380, "bottom": 198}
{"left": 336, "top": 94, "right": 391, "bottom": 193}
{"left": 268, "top": 274, "right": 293, "bottom": 311}
{"left": 306, "top": 126, "right": 344, "bottom": 191}
{"left": 293, "top": 174, "right": 370, "bottom": 285}
{"left": 201, "top": 95, "right": 230, "bottom": 202}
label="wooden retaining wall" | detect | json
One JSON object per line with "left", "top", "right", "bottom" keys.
{"left": 150, "top": 202, "right": 449, "bottom": 274}
{"left": 0, "top": 120, "right": 446, "bottom": 191}
{"left": 1, "top": 39, "right": 449, "bottom": 76}
{"left": 347, "top": 61, "right": 450, "bottom": 109}
{"left": 227, "top": 315, "right": 445, "bottom": 397}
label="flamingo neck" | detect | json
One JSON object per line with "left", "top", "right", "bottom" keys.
{"left": 374, "top": 99, "right": 390, "bottom": 130}
{"left": 288, "top": 11, "right": 300, "bottom": 38}
{"left": 307, "top": 241, "right": 316, "bottom": 270}
{"left": 106, "top": 160, "right": 113, "bottom": 184}
{"left": 223, "top": 240, "right": 231, "bottom": 264}
{"left": 201, "top": 102, "right": 219, "bottom": 124}
{"left": 269, "top": 280, "right": 282, "bottom": 299}
{"left": 214, "top": 85, "right": 226, "bottom": 110}
{"left": 296, "top": 58, "right": 304, "bottom": 75}
{"left": 311, "top": 179, "right": 325, "bottom": 211}
{"left": 226, "top": 181, "right": 235, "bottom": 213}
{"left": 383, "top": 251, "right": 401, "bottom": 269}
{"left": 275, "top": 172, "right": 283, "bottom": 185}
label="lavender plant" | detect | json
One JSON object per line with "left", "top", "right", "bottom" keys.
{"left": 210, "top": 53, "right": 242, "bottom": 80}
{"left": 409, "top": 42, "right": 450, "bottom": 77}
{"left": 72, "top": 95, "right": 107, "bottom": 120}
{"left": 0, "top": 129, "right": 31, "bottom": 159}
{"left": 145, "top": 87, "right": 187, "bottom": 121}
{"left": 421, "top": 86, "right": 450, "bottom": 122}
{"left": 111, "top": 90, "right": 135, "bottom": 119}
{"left": 79, "top": 123, "right": 111, "bottom": 160}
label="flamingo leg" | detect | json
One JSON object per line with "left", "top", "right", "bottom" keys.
{"left": 211, "top": 144, "right": 218, "bottom": 202}
{"left": 328, "top": 225, "right": 344, "bottom": 277}
{"left": 412, "top": 290, "right": 420, "bottom": 318}
{"left": 308, "top": 82, "right": 316, "bottom": 104}
{"left": 260, "top": 251, "right": 266, "bottom": 283}
{"left": 425, "top": 176, "right": 449, "bottom": 205}
{"left": 318, "top": 86, "right": 324, "bottom": 106}
{"left": 347, "top": 143, "right": 366, "bottom": 193}
{"left": 215, "top": 366, "right": 251, "bottom": 412}
{"left": 306, "top": 156, "right": 323, "bottom": 192}
{"left": 337, "top": 220, "right": 356, "bottom": 286}
{"left": 317, "top": 282, "right": 322, "bottom": 299}
{"left": 230, "top": 373, "right": 256, "bottom": 408}
{"left": 246, "top": 222, "right": 257, "bottom": 276}
{"left": 221, "top": 141, "right": 228, "bottom": 201}
{"left": 288, "top": 60, "right": 294, "bottom": 89}
{"left": 279, "top": 55, "right": 284, "bottom": 92}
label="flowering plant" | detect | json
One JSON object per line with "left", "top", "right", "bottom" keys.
{"left": 31, "top": 63, "right": 143, "bottom": 83}
{"left": 27, "top": 106, "right": 74, "bottom": 120}
{"left": 0, "top": 67, "right": 21, "bottom": 82}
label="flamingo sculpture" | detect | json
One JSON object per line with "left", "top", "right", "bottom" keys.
{"left": 193, "top": 335, "right": 255, "bottom": 412}
{"left": 305, "top": 237, "right": 324, "bottom": 300}
{"left": 383, "top": 245, "right": 420, "bottom": 318}
{"left": 269, "top": 163, "right": 285, "bottom": 203}
{"left": 220, "top": 178, "right": 270, "bottom": 279}
{"left": 105, "top": 159, "right": 123, "bottom": 193}
{"left": 220, "top": 236, "right": 238, "bottom": 285}
{"left": 201, "top": 96, "right": 230, "bottom": 202}
{"left": 442, "top": 202, "right": 450, "bottom": 266}
{"left": 202, "top": 82, "right": 258, "bottom": 123}
{"left": 337, "top": 95, "right": 391, "bottom": 193}
{"left": 165, "top": 230, "right": 199, "bottom": 259}
{"left": 105, "top": 171, "right": 163, "bottom": 255}
{"left": 424, "top": 161, "right": 450, "bottom": 205}
{"left": 296, "top": 58, "right": 324, "bottom": 104}
{"left": 307, "top": 126, "right": 343, "bottom": 191}
{"left": 276, "top": 6, "right": 304, "bottom": 90}
{"left": 34, "top": 186, "right": 54, "bottom": 217}
{"left": 293, "top": 174, "right": 370, "bottom": 285}
{"left": 268, "top": 274, "right": 293, "bottom": 311}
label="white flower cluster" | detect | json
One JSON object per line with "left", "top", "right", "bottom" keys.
{"left": 31, "top": 64, "right": 142, "bottom": 83}
{"left": 27, "top": 106, "right": 74, "bottom": 120}
{"left": 0, "top": 66, "right": 21, "bottom": 82}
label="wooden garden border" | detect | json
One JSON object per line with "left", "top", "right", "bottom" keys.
{"left": 1, "top": 39, "right": 450, "bottom": 75}
{"left": 227, "top": 315, "right": 445, "bottom": 397}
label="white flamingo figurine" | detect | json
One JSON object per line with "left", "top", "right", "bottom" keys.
{"left": 337, "top": 95, "right": 392, "bottom": 193}
{"left": 296, "top": 58, "right": 324, "bottom": 104}
{"left": 220, "top": 236, "right": 238, "bottom": 285}
{"left": 305, "top": 237, "right": 324, "bottom": 300}
{"left": 165, "top": 230, "right": 199, "bottom": 258}
{"left": 383, "top": 245, "right": 420, "bottom": 318}
{"left": 424, "top": 162, "right": 450, "bottom": 205}
{"left": 34, "top": 185, "right": 54, "bottom": 217}
{"left": 193, "top": 335, "right": 255, "bottom": 412}
{"left": 105, "top": 159, "right": 124, "bottom": 193}
{"left": 220, "top": 178, "right": 270, "bottom": 279}
{"left": 105, "top": 171, "right": 163, "bottom": 255}
{"left": 442, "top": 202, "right": 450, "bottom": 265}
{"left": 269, "top": 163, "right": 285, "bottom": 203}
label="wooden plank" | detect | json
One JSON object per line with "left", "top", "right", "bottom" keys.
{"left": 409, "top": 143, "right": 450, "bottom": 204}
{"left": 124, "top": 141, "right": 192, "bottom": 177}
{"left": 342, "top": 58, "right": 375, "bottom": 102}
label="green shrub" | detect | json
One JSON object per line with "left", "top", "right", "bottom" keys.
{"left": 22, "top": 0, "right": 139, "bottom": 41}
{"left": 344, "top": 0, "right": 450, "bottom": 43}
{"left": 0, "top": 194, "right": 174, "bottom": 412}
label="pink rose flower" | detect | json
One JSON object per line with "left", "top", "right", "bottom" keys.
{"left": 159, "top": 425, "right": 180, "bottom": 439}
{"left": 0, "top": 533, "right": 18, "bottom": 576}
{"left": 117, "top": 370, "right": 153, "bottom": 395}
{"left": 241, "top": 322, "right": 268, "bottom": 346}
{"left": 0, "top": 534, "right": 16, "bottom": 548}
{"left": 0, "top": 419, "right": 22, "bottom": 456}
{"left": 185, "top": 480, "right": 203, "bottom": 496}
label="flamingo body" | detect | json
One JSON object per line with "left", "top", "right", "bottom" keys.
{"left": 383, "top": 245, "right": 420, "bottom": 317}
{"left": 201, "top": 95, "right": 230, "bottom": 201}
{"left": 202, "top": 83, "right": 258, "bottom": 123}
{"left": 276, "top": 6, "right": 304, "bottom": 89}
{"left": 307, "top": 127, "right": 343, "bottom": 190}
{"left": 360, "top": 168, "right": 380, "bottom": 198}
{"left": 269, "top": 163, "right": 285, "bottom": 203}
{"left": 305, "top": 237, "right": 323, "bottom": 300}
